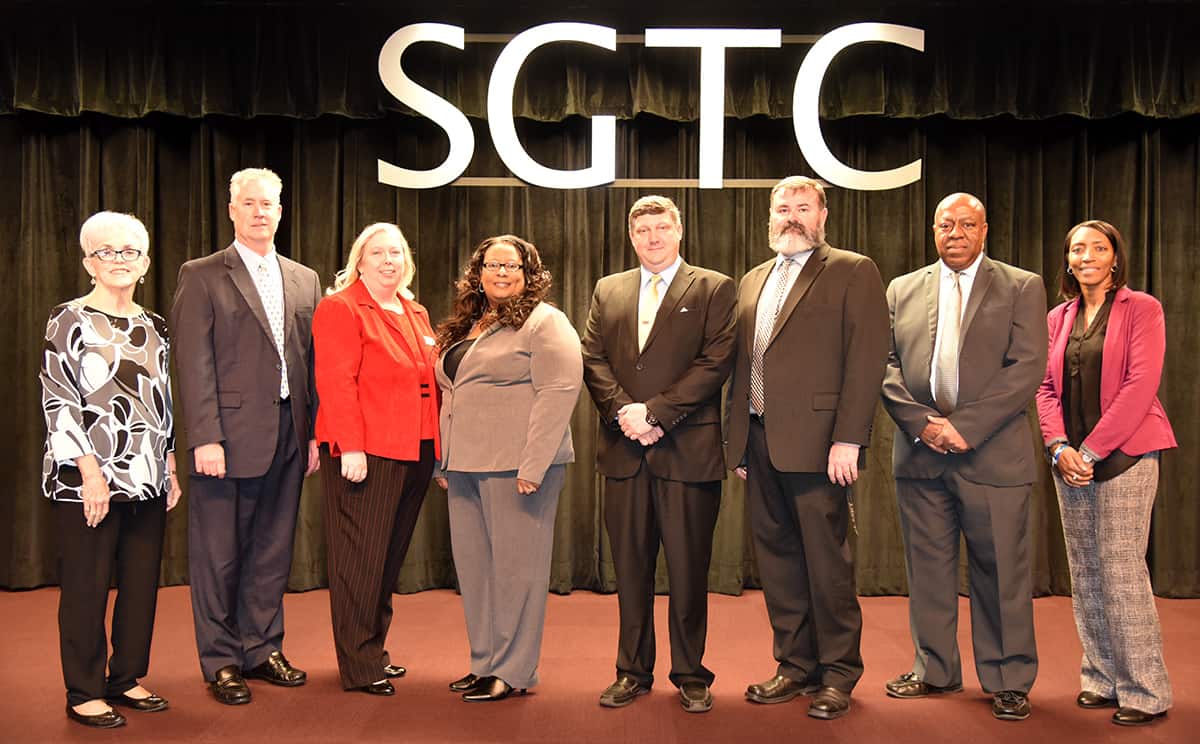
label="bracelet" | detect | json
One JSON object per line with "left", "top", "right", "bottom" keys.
{"left": 1051, "top": 443, "right": 1067, "bottom": 465}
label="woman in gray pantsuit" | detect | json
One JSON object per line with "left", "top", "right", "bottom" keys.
{"left": 1036, "top": 221, "right": 1178, "bottom": 727}
{"left": 433, "top": 234, "right": 583, "bottom": 702}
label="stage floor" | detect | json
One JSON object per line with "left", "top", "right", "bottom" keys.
{"left": 1, "top": 588, "right": 1195, "bottom": 743}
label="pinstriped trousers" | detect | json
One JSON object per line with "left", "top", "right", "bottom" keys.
{"left": 321, "top": 442, "right": 434, "bottom": 689}
{"left": 1054, "top": 452, "right": 1172, "bottom": 714}
{"left": 446, "top": 466, "right": 564, "bottom": 690}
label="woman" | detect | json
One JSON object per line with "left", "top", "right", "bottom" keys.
{"left": 313, "top": 222, "right": 439, "bottom": 696}
{"left": 1036, "top": 220, "right": 1177, "bottom": 726}
{"left": 41, "top": 211, "right": 181, "bottom": 728}
{"left": 434, "top": 234, "right": 582, "bottom": 702}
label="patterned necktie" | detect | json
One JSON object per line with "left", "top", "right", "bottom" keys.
{"left": 255, "top": 261, "right": 289, "bottom": 399}
{"left": 750, "top": 258, "right": 794, "bottom": 414}
{"left": 934, "top": 270, "right": 962, "bottom": 414}
{"left": 638, "top": 274, "right": 662, "bottom": 352}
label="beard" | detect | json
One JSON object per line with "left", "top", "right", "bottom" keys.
{"left": 769, "top": 220, "right": 824, "bottom": 254}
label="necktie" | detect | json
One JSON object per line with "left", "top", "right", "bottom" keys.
{"left": 750, "top": 258, "right": 794, "bottom": 414}
{"left": 255, "top": 261, "right": 289, "bottom": 399}
{"left": 637, "top": 274, "right": 662, "bottom": 351}
{"left": 934, "top": 270, "right": 962, "bottom": 414}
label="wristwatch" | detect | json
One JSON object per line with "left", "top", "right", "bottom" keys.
{"left": 645, "top": 410, "right": 659, "bottom": 427}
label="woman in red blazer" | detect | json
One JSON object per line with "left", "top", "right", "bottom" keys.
{"left": 313, "top": 222, "right": 440, "bottom": 695}
{"left": 1036, "top": 220, "right": 1177, "bottom": 727}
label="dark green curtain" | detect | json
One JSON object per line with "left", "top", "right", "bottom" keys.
{"left": 3, "top": 110, "right": 1197, "bottom": 596}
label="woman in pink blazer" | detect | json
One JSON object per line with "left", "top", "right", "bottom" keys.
{"left": 1036, "top": 220, "right": 1177, "bottom": 727}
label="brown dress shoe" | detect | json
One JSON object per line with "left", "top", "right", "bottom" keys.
{"left": 745, "top": 674, "right": 819, "bottom": 705}
{"left": 1112, "top": 707, "right": 1166, "bottom": 726}
{"left": 992, "top": 690, "right": 1031, "bottom": 720}
{"left": 1076, "top": 690, "right": 1117, "bottom": 709}
{"left": 885, "top": 671, "right": 963, "bottom": 698}
{"left": 599, "top": 674, "right": 650, "bottom": 708}
{"left": 244, "top": 650, "right": 306, "bottom": 687}
{"left": 210, "top": 665, "right": 251, "bottom": 705}
{"left": 679, "top": 682, "right": 713, "bottom": 713}
{"left": 808, "top": 687, "right": 851, "bottom": 720}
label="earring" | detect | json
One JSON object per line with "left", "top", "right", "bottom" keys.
{"left": 1066, "top": 267, "right": 1073, "bottom": 275}
{"left": 89, "top": 277, "right": 96, "bottom": 285}
{"left": 477, "top": 283, "right": 485, "bottom": 294}
{"left": 1111, "top": 265, "right": 1117, "bottom": 273}
{"left": 139, "top": 276, "right": 146, "bottom": 284}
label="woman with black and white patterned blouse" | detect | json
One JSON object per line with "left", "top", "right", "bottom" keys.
{"left": 40, "top": 211, "right": 182, "bottom": 729}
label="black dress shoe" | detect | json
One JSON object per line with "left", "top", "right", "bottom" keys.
{"left": 106, "top": 691, "right": 169, "bottom": 712}
{"left": 679, "top": 682, "right": 713, "bottom": 713}
{"left": 210, "top": 665, "right": 252, "bottom": 705}
{"left": 992, "top": 690, "right": 1031, "bottom": 720}
{"left": 66, "top": 704, "right": 126, "bottom": 729}
{"left": 462, "top": 676, "right": 526, "bottom": 702}
{"left": 449, "top": 673, "right": 481, "bottom": 693}
{"left": 808, "top": 687, "right": 852, "bottom": 720}
{"left": 745, "top": 674, "right": 819, "bottom": 705}
{"left": 885, "top": 672, "right": 964, "bottom": 699}
{"left": 244, "top": 650, "right": 306, "bottom": 687}
{"left": 1076, "top": 690, "right": 1118, "bottom": 709}
{"left": 1112, "top": 707, "right": 1166, "bottom": 726}
{"left": 351, "top": 680, "right": 395, "bottom": 696}
{"left": 383, "top": 664, "right": 407, "bottom": 679}
{"left": 599, "top": 674, "right": 650, "bottom": 708}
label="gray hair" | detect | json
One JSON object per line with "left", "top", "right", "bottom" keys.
{"left": 79, "top": 211, "right": 149, "bottom": 255}
{"left": 230, "top": 167, "right": 283, "bottom": 203}
{"left": 769, "top": 176, "right": 827, "bottom": 209}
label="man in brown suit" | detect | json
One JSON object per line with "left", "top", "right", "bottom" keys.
{"left": 725, "top": 176, "right": 889, "bottom": 720}
{"left": 582, "top": 195, "right": 736, "bottom": 713}
{"left": 172, "top": 168, "right": 322, "bottom": 705}
{"left": 880, "top": 193, "right": 1046, "bottom": 721}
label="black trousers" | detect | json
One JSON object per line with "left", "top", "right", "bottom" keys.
{"left": 55, "top": 497, "right": 167, "bottom": 706}
{"left": 321, "top": 441, "right": 434, "bottom": 688}
{"left": 745, "top": 418, "right": 863, "bottom": 692}
{"left": 188, "top": 399, "right": 303, "bottom": 680}
{"left": 604, "top": 462, "right": 721, "bottom": 688}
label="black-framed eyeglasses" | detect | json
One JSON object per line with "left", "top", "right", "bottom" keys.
{"left": 482, "top": 261, "right": 523, "bottom": 273}
{"left": 88, "top": 247, "right": 145, "bottom": 263}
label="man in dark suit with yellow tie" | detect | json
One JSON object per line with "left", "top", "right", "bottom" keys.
{"left": 724, "top": 176, "right": 889, "bottom": 720}
{"left": 881, "top": 192, "right": 1047, "bottom": 721}
{"left": 582, "top": 195, "right": 736, "bottom": 713}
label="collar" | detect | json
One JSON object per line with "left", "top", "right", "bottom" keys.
{"left": 234, "top": 240, "right": 278, "bottom": 271}
{"left": 639, "top": 255, "right": 683, "bottom": 288}
{"left": 938, "top": 250, "right": 985, "bottom": 279}
{"left": 774, "top": 247, "right": 814, "bottom": 270}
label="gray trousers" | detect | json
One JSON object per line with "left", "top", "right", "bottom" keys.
{"left": 447, "top": 466, "right": 563, "bottom": 689}
{"left": 1055, "top": 453, "right": 1171, "bottom": 713}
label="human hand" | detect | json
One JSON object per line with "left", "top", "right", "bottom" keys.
{"left": 166, "top": 473, "right": 182, "bottom": 511}
{"left": 617, "top": 403, "right": 653, "bottom": 438}
{"left": 341, "top": 451, "right": 368, "bottom": 483}
{"left": 918, "top": 419, "right": 947, "bottom": 454}
{"left": 305, "top": 439, "right": 321, "bottom": 477}
{"left": 827, "top": 443, "right": 860, "bottom": 486}
{"left": 194, "top": 442, "right": 226, "bottom": 478}
{"left": 1055, "top": 447, "right": 1094, "bottom": 487}
{"left": 517, "top": 478, "right": 539, "bottom": 494}
{"left": 734, "top": 466, "right": 747, "bottom": 481}
{"left": 926, "top": 415, "right": 970, "bottom": 453}
{"left": 636, "top": 425, "right": 665, "bottom": 447}
{"left": 81, "top": 472, "right": 111, "bottom": 528}
{"left": 434, "top": 476, "right": 448, "bottom": 490}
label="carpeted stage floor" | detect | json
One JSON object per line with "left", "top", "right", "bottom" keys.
{"left": 1, "top": 588, "right": 1195, "bottom": 743}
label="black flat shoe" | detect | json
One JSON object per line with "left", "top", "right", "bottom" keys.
{"left": 462, "top": 676, "right": 526, "bottom": 702}
{"left": 107, "top": 692, "right": 169, "bottom": 712}
{"left": 351, "top": 680, "right": 395, "bottom": 696}
{"left": 1076, "top": 691, "right": 1117, "bottom": 709}
{"left": 449, "top": 673, "right": 481, "bottom": 693}
{"left": 383, "top": 664, "right": 407, "bottom": 679}
{"left": 1113, "top": 707, "right": 1166, "bottom": 726}
{"left": 66, "top": 704, "right": 126, "bottom": 729}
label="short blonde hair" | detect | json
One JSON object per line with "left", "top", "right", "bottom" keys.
{"left": 229, "top": 168, "right": 283, "bottom": 203}
{"left": 79, "top": 211, "right": 149, "bottom": 255}
{"left": 628, "top": 195, "right": 682, "bottom": 231}
{"left": 329, "top": 222, "right": 415, "bottom": 300}
{"left": 770, "top": 176, "right": 827, "bottom": 209}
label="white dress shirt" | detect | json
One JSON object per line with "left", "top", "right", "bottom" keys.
{"left": 235, "top": 240, "right": 289, "bottom": 398}
{"left": 928, "top": 250, "right": 985, "bottom": 400}
{"left": 637, "top": 255, "right": 683, "bottom": 341}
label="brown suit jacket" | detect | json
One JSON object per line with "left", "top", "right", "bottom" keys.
{"left": 582, "top": 261, "right": 736, "bottom": 482}
{"left": 881, "top": 256, "right": 1048, "bottom": 486}
{"left": 172, "top": 244, "right": 322, "bottom": 479}
{"left": 724, "top": 244, "right": 889, "bottom": 473}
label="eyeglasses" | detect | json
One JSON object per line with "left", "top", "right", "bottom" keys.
{"left": 482, "top": 261, "right": 524, "bottom": 273}
{"left": 88, "top": 248, "right": 145, "bottom": 262}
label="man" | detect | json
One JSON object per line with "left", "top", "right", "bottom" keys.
{"left": 582, "top": 195, "right": 736, "bottom": 713}
{"left": 724, "top": 176, "right": 888, "bottom": 720}
{"left": 172, "top": 168, "right": 323, "bottom": 705}
{"left": 881, "top": 192, "right": 1047, "bottom": 721}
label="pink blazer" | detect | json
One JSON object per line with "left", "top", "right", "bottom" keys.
{"left": 1036, "top": 287, "right": 1176, "bottom": 459}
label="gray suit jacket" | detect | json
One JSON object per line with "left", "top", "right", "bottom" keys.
{"left": 171, "top": 244, "right": 322, "bottom": 479}
{"left": 435, "top": 302, "right": 583, "bottom": 485}
{"left": 881, "top": 255, "right": 1048, "bottom": 486}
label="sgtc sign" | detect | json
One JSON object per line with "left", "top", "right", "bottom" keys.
{"left": 378, "top": 22, "right": 924, "bottom": 191}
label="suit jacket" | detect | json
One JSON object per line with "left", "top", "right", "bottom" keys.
{"left": 172, "top": 244, "right": 322, "bottom": 479}
{"left": 313, "top": 279, "right": 442, "bottom": 462}
{"left": 724, "top": 244, "right": 889, "bottom": 473}
{"left": 1036, "top": 287, "right": 1176, "bottom": 459}
{"left": 882, "top": 255, "right": 1048, "bottom": 486}
{"left": 434, "top": 302, "right": 582, "bottom": 485}
{"left": 581, "top": 261, "right": 736, "bottom": 482}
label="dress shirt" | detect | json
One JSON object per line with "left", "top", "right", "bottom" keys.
{"left": 928, "top": 250, "right": 984, "bottom": 400}
{"left": 637, "top": 255, "right": 683, "bottom": 333}
{"left": 750, "top": 248, "right": 813, "bottom": 416}
{"left": 234, "top": 240, "right": 288, "bottom": 398}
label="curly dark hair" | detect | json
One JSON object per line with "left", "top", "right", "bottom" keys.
{"left": 435, "top": 234, "right": 553, "bottom": 350}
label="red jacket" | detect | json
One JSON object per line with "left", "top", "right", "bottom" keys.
{"left": 1036, "top": 287, "right": 1176, "bottom": 459}
{"left": 313, "top": 279, "right": 441, "bottom": 461}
